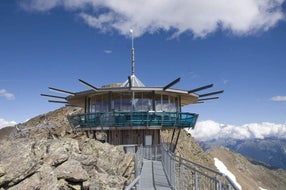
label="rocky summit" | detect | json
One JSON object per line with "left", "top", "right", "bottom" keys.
{"left": 0, "top": 107, "right": 135, "bottom": 190}
{"left": 0, "top": 136, "right": 134, "bottom": 190}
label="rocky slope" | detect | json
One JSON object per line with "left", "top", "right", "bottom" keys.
{"left": 0, "top": 107, "right": 134, "bottom": 190}
{"left": 161, "top": 129, "right": 216, "bottom": 170}
{"left": 0, "top": 136, "right": 134, "bottom": 190}
{"left": 200, "top": 138, "right": 286, "bottom": 170}
{"left": 210, "top": 147, "right": 286, "bottom": 190}
{"left": 165, "top": 129, "right": 286, "bottom": 189}
{"left": 0, "top": 127, "right": 13, "bottom": 141}
{"left": 7, "top": 106, "right": 83, "bottom": 139}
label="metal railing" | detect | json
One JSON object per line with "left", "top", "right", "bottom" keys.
{"left": 127, "top": 144, "right": 240, "bottom": 190}
{"left": 68, "top": 111, "right": 198, "bottom": 129}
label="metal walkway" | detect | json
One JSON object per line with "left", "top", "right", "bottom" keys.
{"left": 139, "top": 159, "right": 172, "bottom": 190}
{"left": 125, "top": 144, "right": 240, "bottom": 190}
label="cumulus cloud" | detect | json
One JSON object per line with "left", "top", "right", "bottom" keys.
{"left": 0, "top": 89, "right": 15, "bottom": 100}
{"left": 270, "top": 96, "right": 286, "bottom": 101}
{"left": 188, "top": 120, "right": 286, "bottom": 141}
{"left": 0, "top": 118, "right": 16, "bottom": 129}
{"left": 19, "top": 0, "right": 285, "bottom": 38}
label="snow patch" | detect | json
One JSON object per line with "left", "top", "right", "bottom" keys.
{"left": 259, "top": 187, "right": 267, "bottom": 190}
{"left": 214, "top": 158, "right": 242, "bottom": 190}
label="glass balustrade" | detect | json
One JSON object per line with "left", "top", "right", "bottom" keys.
{"left": 68, "top": 111, "right": 198, "bottom": 129}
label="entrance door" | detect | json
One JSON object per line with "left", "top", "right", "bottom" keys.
{"left": 145, "top": 135, "right": 152, "bottom": 146}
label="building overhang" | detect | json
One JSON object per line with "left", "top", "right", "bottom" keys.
{"left": 42, "top": 76, "right": 223, "bottom": 107}
{"left": 65, "top": 86, "right": 199, "bottom": 108}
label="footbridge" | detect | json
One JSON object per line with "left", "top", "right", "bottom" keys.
{"left": 124, "top": 145, "right": 240, "bottom": 190}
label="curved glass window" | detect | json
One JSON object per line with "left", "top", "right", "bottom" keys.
{"left": 155, "top": 94, "right": 162, "bottom": 111}
{"left": 133, "top": 92, "right": 152, "bottom": 111}
{"left": 111, "top": 93, "right": 121, "bottom": 111}
{"left": 155, "top": 94, "right": 178, "bottom": 112}
{"left": 121, "top": 92, "right": 132, "bottom": 111}
{"left": 89, "top": 91, "right": 179, "bottom": 112}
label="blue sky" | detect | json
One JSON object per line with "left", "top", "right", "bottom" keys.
{"left": 1, "top": 0, "right": 286, "bottom": 127}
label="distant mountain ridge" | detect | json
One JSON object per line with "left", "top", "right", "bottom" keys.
{"left": 199, "top": 137, "right": 286, "bottom": 170}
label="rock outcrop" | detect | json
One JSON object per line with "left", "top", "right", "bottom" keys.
{"left": 7, "top": 107, "right": 83, "bottom": 140}
{"left": 0, "top": 136, "right": 134, "bottom": 190}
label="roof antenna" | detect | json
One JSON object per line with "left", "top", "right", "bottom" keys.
{"left": 130, "top": 29, "right": 135, "bottom": 76}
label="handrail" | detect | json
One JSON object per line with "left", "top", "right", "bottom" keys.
{"left": 124, "top": 175, "right": 141, "bottom": 190}
{"left": 68, "top": 111, "right": 198, "bottom": 129}
{"left": 171, "top": 149, "right": 224, "bottom": 176}
{"left": 225, "top": 175, "right": 241, "bottom": 190}
{"left": 128, "top": 144, "right": 240, "bottom": 190}
{"left": 160, "top": 144, "right": 240, "bottom": 190}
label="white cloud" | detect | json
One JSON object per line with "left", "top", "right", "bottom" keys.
{"left": 188, "top": 120, "right": 286, "bottom": 141}
{"left": 270, "top": 96, "right": 286, "bottom": 101}
{"left": 104, "top": 50, "right": 112, "bottom": 54}
{"left": 0, "top": 118, "right": 17, "bottom": 129}
{"left": 222, "top": 79, "right": 229, "bottom": 84}
{"left": 0, "top": 89, "right": 15, "bottom": 100}
{"left": 19, "top": 0, "right": 285, "bottom": 38}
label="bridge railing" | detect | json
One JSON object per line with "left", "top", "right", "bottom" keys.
{"left": 161, "top": 144, "right": 240, "bottom": 190}
{"left": 129, "top": 144, "right": 240, "bottom": 190}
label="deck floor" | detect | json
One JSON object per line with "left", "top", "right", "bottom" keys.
{"left": 139, "top": 159, "right": 172, "bottom": 190}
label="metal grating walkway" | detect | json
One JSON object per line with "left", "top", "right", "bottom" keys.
{"left": 126, "top": 144, "right": 239, "bottom": 190}
{"left": 139, "top": 159, "right": 172, "bottom": 190}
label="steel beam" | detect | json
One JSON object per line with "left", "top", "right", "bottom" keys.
{"left": 79, "top": 79, "right": 98, "bottom": 91}
{"left": 199, "top": 90, "right": 224, "bottom": 97}
{"left": 188, "top": 84, "right": 213, "bottom": 94}
{"left": 163, "top": 77, "right": 181, "bottom": 90}
{"left": 48, "top": 100, "right": 69, "bottom": 104}
{"left": 49, "top": 87, "right": 75, "bottom": 95}
{"left": 173, "top": 129, "right": 181, "bottom": 153}
{"left": 40, "top": 94, "right": 66, "bottom": 99}
{"left": 198, "top": 97, "right": 219, "bottom": 101}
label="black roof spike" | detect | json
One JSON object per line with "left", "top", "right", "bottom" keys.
{"left": 79, "top": 79, "right": 98, "bottom": 91}
{"left": 128, "top": 76, "right": 132, "bottom": 88}
{"left": 198, "top": 97, "right": 219, "bottom": 101}
{"left": 163, "top": 77, "right": 181, "bottom": 90}
{"left": 48, "top": 87, "right": 75, "bottom": 96}
{"left": 188, "top": 84, "right": 214, "bottom": 94}
{"left": 194, "top": 101, "right": 204, "bottom": 104}
{"left": 199, "top": 90, "right": 224, "bottom": 97}
{"left": 48, "top": 100, "right": 69, "bottom": 104}
{"left": 40, "top": 94, "right": 66, "bottom": 100}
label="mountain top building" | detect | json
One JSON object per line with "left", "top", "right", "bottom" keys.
{"left": 42, "top": 33, "right": 223, "bottom": 149}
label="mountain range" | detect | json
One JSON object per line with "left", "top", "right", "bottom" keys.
{"left": 199, "top": 137, "right": 286, "bottom": 170}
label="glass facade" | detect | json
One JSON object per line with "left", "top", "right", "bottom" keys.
{"left": 89, "top": 91, "right": 179, "bottom": 113}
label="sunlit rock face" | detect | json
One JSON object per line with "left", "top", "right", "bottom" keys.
{"left": 0, "top": 136, "right": 134, "bottom": 190}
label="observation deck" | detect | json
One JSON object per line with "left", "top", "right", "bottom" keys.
{"left": 68, "top": 111, "right": 198, "bottom": 131}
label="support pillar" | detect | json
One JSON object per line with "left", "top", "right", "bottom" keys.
{"left": 172, "top": 129, "right": 181, "bottom": 153}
